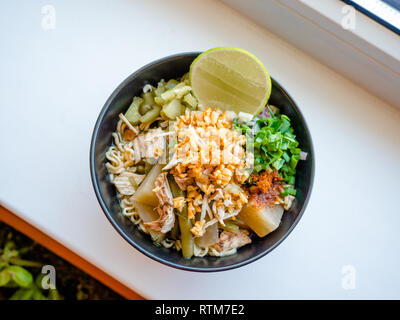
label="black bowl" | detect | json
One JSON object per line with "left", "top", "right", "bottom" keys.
{"left": 90, "top": 52, "right": 314, "bottom": 272}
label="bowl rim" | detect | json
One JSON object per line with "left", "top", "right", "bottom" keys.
{"left": 90, "top": 51, "right": 315, "bottom": 272}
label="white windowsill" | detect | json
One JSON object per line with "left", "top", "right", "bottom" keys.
{"left": 222, "top": 0, "right": 400, "bottom": 107}
{"left": 298, "top": 0, "right": 400, "bottom": 65}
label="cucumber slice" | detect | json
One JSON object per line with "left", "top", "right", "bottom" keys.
{"left": 161, "top": 99, "right": 183, "bottom": 120}
{"left": 139, "top": 105, "right": 161, "bottom": 123}
{"left": 183, "top": 93, "right": 198, "bottom": 109}
{"left": 124, "top": 97, "right": 143, "bottom": 125}
{"left": 141, "top": 91, "right": 155, "bottom": 107}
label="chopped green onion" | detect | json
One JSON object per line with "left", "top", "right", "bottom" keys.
{"left": 233, "top": 109, "right": 302, "bottom": 194}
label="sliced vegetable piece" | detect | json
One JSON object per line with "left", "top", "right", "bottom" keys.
{"left": 168, "top": 174, "right": 182, "bottom": 198}
{"left": 161, "top": 99, "right": 183, "bottom": 120}
{"left": 166, "top": 79, "right": 179, "bottom": 89}
{"left": 161, "top": 83, "right": 191, "bottom": 102}
{"left": 113, "top": 172, "right": 143, "bottom": 196}
{"left": 131, "top": 164, "right": 163, "bottom": 207}
{"left": 195, "top": 222, "right": 218, "bottom": 248}
{"left": 178, "top": 206, "right": 194, "bottom": 259}
{"left": 141, "top": 91, "right": 155, "bottom": 107}
{"left": 168, "top": 175, "right": 194, "bottom": 259}
{"left": 139, "top": 104, "right": 153, "bottom": 115}
{"left": 154, "top": 82, "right": 166, "bottom": 97}
{"left": 128, "top": 174, "right": 145, "bottom": 190}
{"left": 154, "top": 96, "right": 165, "bottom": 106}
{"left": 170, "top": 218, "right": 180, "bottom": 240}
{"left": 133, "top": 201, "right": 164, "bottom": 242}
{"left": 183, "top": 93, "right": 197, "bottom": 109}
{"left": 221, "top": 221, "right": 239, "bottom": 233}
{"left": 139, "top": 105, "right": 161, "bottom": 123}
{"left": 238, "top": 203, "right": 284, "bottom": 237}
{"left": 124, "top": 97, "right": 143, "bottom": 125}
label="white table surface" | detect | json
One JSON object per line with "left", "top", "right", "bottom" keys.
{"left": 1, "top": 0, "right": 400, "bottom": 299}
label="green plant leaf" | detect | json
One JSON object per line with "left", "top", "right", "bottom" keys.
{"left": 0, "top": 268, "right": 11, "bottom": 286}
{"left": 7, "top": 265, "right": 33, "bottom": 287}
{"left": 4, "top": 241, "right": 15, "bottom": 251}
{"left": 2, "top": 241, "right": 18, "bottom": 259}
{"left": 3, "top": 279, "right": 19, "bottom": 288}
{"left": 2, "top": 248, "right": 19, "bottom": 261}
{"left": 48, "top": 289, "right": 62, "bottom": 300}
{"left": 33, "top": 289, "right": 48, "bottom": 300}
{"left": 9, "top": 288, "right": 25, "bottom": 300}
{"left": 9, "top": 288, "right": 35, "bottom": 300}
{"left": 8, "top": 257, "right": 42, "bottom": 268}
{"left": 35, "top": 273, "right": 45, "bottom": 288}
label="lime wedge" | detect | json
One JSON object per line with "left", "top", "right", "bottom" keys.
{"left": 189, "top": 47, "right": 272, "bottom": 115}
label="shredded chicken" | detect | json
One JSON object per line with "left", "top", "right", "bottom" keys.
{"left": 172, "top": 197, "right": 186, "bottom": 212}
{"left": 113, "top": 172, "right": 144, "bottom": 196}
{"left": 163, "top": 152, "right": 181, "bottom": 171}
{"left": 167, "top": 108, "right": 249, "bottom": 225}
{"left": 190, "top": 220, "right": 205, "bottom": 237}
{"left": 173, "top": 175, "right": 194, "bottom": 191}
{"left": 143, "top": 205, "right": 175, "bottom": 234}
{"left": 212, "top": 230, "right": 251, "bottom": 252}
{"left": 213, "top": 204, "right": 226, "bottom": 225}
{"left": 191, "top": 218, "right": 218, "bottom": 237}
{"left": 134, "top": 128, "right": 166, "bottom": 162}
{"left": 152, "top": 173, "right": 173, "bottom": 205}
{"left": 200, "top": 195, "right": 209, "bottom": 220}
{"left": 284, "top": 195, "right": 295, "bottom": 210}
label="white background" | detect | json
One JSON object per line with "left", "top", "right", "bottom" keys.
{"left": 1, "top": 0, "right": 400, "bottom": 299}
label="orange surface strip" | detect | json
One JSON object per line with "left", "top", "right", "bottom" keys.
{"left": 0, "top": 206, "right": 144, "bottom": 300}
